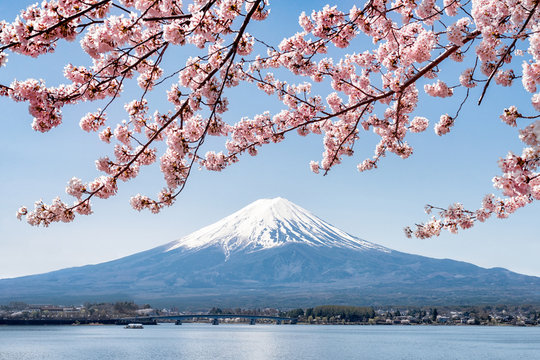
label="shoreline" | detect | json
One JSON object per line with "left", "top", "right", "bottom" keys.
{"left": 0, "top": 319, "right": 537, "bottom": 327}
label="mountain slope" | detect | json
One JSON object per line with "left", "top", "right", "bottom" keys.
{"left": 1, "top": 198, "right": 539, "bottom": 307}
{"left": 165, "top": 197, "right": 387, "bottom": 255}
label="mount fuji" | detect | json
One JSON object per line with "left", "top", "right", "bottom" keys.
{"left": 1, "top": 197, "right": 540, "bottom": 307}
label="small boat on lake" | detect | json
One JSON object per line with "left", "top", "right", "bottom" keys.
{"left": 124, "top": 323, "right": 144, "bottom": 329}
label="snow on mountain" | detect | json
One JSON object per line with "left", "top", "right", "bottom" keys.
{"left": 165, "top": 197, "right": 389, "bottom": 257}
{"left": 2, "top": 197, "right": 540, "bottom": 307}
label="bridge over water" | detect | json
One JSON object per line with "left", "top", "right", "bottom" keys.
{"left": 122, "top": 314, "right": 297, "bottom": 325}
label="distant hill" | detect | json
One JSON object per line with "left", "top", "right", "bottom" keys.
{"left": 2, "top": 197, "right": 540, "bottom": 308}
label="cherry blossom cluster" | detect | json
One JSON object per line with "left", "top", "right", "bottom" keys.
{"left": 424, "top": 80, "right": 454, "bottom": 98}
{"left": 434, "top": 114, "right": 454, "bottom": 136}
{"left": 409, "top": 118, "right": 540, "bottom": 238}
{"left": 0, "top": 0, "right": 110, "bottom": 57}
{"left": 1, "top": 0, "right": 539, "bottom": 236}
{"left": 1, "top": 0, "right": 271, "bottom": 225}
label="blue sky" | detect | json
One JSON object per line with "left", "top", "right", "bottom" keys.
{"left": 1, "top": 0, "right": 539, "bottom": 279}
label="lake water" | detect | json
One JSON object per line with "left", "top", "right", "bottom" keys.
{"left": 1, "top": 323, "right": 540, "bottom": 359}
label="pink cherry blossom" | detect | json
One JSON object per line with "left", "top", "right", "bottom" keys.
{"left": 500, "top": 106, "right": 520, "bottom": 127}
{"left": 434, "top": 114, "right": 454, "bottom": 136}
{"left": 410, "top": 117, "right": 429, "bottom": 133}
{"left": 80, "top": 111, "right": 106, "bottom": 132}
{"left": 1, "top": 0, "right": 538, "bottom": 238}
{"left": 425, "top": 80, "right": 453, "bottom": 98}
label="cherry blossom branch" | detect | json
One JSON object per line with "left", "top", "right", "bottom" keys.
{"left": 0, "top": 0, "right": 111, "bottom": 52}
{"left": 77, "top": 0, "right": 263, "bottom": 212}
{"left": 317, "top": 30, "right": 482, "bottom": 122}
{"left": 322, "top": 108, "right": 366, "bottom": 176}
{"left": 4, "top": 0, "right": 539, "bottom": 236}
{"left": 478, "top": 0, "right": 539, "bottom": 105}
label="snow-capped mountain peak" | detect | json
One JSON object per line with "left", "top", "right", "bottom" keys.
{"left": 165, "top": 197, "right": 388, "bottom": 256}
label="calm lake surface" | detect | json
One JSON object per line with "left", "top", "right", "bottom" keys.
{"left": 1, "top": 323, "right": 540, "bottom": 359}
